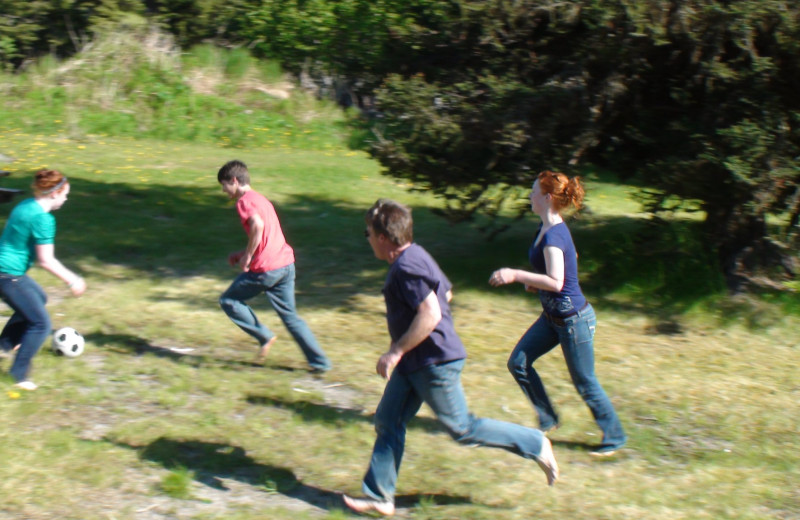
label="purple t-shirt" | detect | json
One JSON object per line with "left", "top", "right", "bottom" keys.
{"left": 528, "top": 222, "right": 587, "bottom": 317}
{"left": 383, "top": 243, "right": 467, "bottom": 374}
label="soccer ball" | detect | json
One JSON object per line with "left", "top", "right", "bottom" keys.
{"left": 52, "top": 327, "right": 85, "bottom": 358}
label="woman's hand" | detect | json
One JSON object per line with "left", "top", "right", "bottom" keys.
{"left": 69, "top": 276, "right": 86, "bottom": 297}
{"left": 489, "top": 268, "right": 516, "bottom": 287}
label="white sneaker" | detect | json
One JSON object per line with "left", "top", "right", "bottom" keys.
{"left": 343, "top": 494, "right": 395, "bottom": 516}
{"left": 535, "top": 436, "right": 559, "bottom": 486}
{"left": 13, "top": 381, "right": 38, "bottom": 391}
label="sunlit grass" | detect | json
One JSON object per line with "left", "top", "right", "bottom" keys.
{"left": 0, "top": 128, "right": 797, "bottom": 519}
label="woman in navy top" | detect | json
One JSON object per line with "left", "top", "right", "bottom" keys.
{"left": 489, "top": 171, "right": 626, "bottom": 455}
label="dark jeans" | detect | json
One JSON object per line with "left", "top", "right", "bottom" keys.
{"left": 361, "top": 359, "right": 546, "bottom": 502}
{"left": 507, "top": 304, "right": 626, "bottom": 451}
{"left": 0, "top": 274, "right": 51, "bottom": 382}
{"left": 219, "top": 263, "right": 331, "bottom": 371}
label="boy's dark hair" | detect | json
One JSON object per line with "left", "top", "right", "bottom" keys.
{"left": 365, "top": 198, "right": 413, "bottom": 246}
{"left": 218, "top": 160, "right": 250, "bottom": 185}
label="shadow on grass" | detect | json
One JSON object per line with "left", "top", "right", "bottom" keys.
{"left": 245, "top": 394, "right": 447, "bottom": 434}
{"left": 84, "top": 331, "right": 310, "bottom": 373}
{"left": 113, "top": 437, "right": 476, "bottom": 512}
{"left": 113, "top": 437, "right": 342, "bottom": 510}
{"left": 549, "top": 438, "right": 626, "bottom": 457}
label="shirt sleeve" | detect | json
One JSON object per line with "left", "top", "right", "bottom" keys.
{"left": 31, "top": 213, "right": 56, "bottom": 245}
{"left": 396, "top": 271, "right": 437, "bottom": 311}
{"left": 237, "top": 197, "right": 256, "bottom": 222}
{"left": 542, "top": 227, "right": 568, "bottom": 252}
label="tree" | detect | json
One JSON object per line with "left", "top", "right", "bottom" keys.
{"left": 335, "top": 0, "right": 798, "bottom": 289}
{"left": 0, "top": 0, "right": 148, "bottom": 68}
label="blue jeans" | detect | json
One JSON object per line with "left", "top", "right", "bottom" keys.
{"left": 361, "top": 359, "right": 546, "bottom": 502}
{"left": 219, "top": 263, "right": 331, "bottom": 371}
{"left": 507, "top": 304, "right": 626, "bottom": 451}
{"left": 0, "top": 274, "right": 51, "bottom": 382}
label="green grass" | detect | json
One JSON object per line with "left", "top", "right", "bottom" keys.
{"left": 0, "top": 125, "right": 797, "bottom": 520}
{"left": 0, "top": 27, "right": 349, "bottom": 151}
{"left": 0, "top": 31, "right": 797, "bottom": 518}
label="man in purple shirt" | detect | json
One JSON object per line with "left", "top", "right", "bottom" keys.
{"left": 343, "top": 199, "right": 558, "bottom": 517}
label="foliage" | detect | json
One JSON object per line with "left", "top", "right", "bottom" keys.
{"left": 240, "top": 0, "right": 468, "bottom": 106}
{"left": 336, "top": 0, "right": 799, "bottom": 289}
{"left": 2, "top": 1, "right": 798, "bottom": 289}
{"left": 0, "top": 0, "right": 146, "bottom": 66}
{"left": 0, "top": 0, "right": 260, "bottom": 69}
{"left": 143, "top": 0, "right": 262, "bottom": 48}
{"left": 0, "top": 24, "right": 347, "bottom": 150}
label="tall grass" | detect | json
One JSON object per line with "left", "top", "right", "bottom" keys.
{"left": 0, "top": 23, "right": 347, "bottom": 150}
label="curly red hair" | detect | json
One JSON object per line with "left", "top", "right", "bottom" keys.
{"left": 537, "top": 171, "right": 584, "bottom": 212}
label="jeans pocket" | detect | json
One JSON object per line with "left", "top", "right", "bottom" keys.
{"left": 575, "top": 317, "right": 596, "bottom": 345}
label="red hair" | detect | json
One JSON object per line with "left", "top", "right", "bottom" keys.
{"left": 537, "top": 171, "right": 585, "bottom": 211}
{"left": 32, "top": 169, "right": 68, "bottom": 197}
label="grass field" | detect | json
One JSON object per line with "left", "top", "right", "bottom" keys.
{"left": 0, "top": 126, "right": 798, "bottom": 520}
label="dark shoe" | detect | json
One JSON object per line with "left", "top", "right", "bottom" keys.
{"left": 343, "top": 494, "right": 395, "bottom": 516}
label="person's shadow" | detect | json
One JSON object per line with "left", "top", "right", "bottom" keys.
{"left": 245, "top": 394, "right": 447, "bottom": 434}
{"left": 85, "top": 331, "right": 298, "bottom": 371}
{"left": 114, "top": 437, "right": 342, "bottom": 510}
{"left": 111, "top": 436, "right": 477, "bottom": 514}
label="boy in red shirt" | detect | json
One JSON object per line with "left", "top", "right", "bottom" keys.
{"left": 217, "top": 160, "right": 331, "bottom": 372}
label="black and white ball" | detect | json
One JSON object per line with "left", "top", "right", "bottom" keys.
{"left": 52, "top": 327, "right": 85, "bottom": 358}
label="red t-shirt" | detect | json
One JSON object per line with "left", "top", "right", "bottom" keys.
{"left": 236, "top": 190, "right": 295, "bottom": 272}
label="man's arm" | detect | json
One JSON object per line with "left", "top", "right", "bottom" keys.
{"left": 376, "top": 290, "right": 442, "bottom": 378}
{"left": 239, "top": 214, "right": 265, "bottom": 271}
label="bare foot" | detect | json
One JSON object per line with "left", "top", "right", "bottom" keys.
{"left": 343, "top": 495, "right": 395, "bottom": 516}
{"left": 256, "top": 336, "right": 277, "bottom": 363}
{"left": 0, "top": 344, "right": 20, "bottom": 359}
{"left": 535, "top": 436, "right": 559, "bottom": 486}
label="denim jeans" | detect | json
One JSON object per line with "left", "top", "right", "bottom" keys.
{"left": 0, "top": 274, "right": 51, "bottom": 382}
{"left": 219, "top": 263, "right": 331, "bottom": 371}
{"left": 361, "top": 359, "right": 546, "bottom": 502}
{"left": 507, "top": 304, "right": 626, "bottom": 451}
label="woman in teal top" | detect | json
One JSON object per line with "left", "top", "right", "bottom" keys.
{"left": 0, "top": 169, "right": 86, "bottom": 390}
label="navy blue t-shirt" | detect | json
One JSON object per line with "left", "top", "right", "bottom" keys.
{"left": 383, "top": 243, "right": 467, "bottom": 374}
{"left": 528, "top": 222, "right": 587, "bottom": 317}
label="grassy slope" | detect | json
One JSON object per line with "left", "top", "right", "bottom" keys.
{"left": 0, "top": 126, "right": 797, "bottom": 520}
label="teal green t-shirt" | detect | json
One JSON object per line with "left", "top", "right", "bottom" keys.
{"left": 0, "top": 198, "right": 56, "bottom": 276}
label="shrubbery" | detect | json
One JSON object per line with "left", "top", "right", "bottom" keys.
{"left": 0, "top": 22, "right": 346, "bottom": 150}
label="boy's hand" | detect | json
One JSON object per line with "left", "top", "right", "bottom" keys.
{"left": 228, "top": 251, "right": 243, "bottom": 266}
